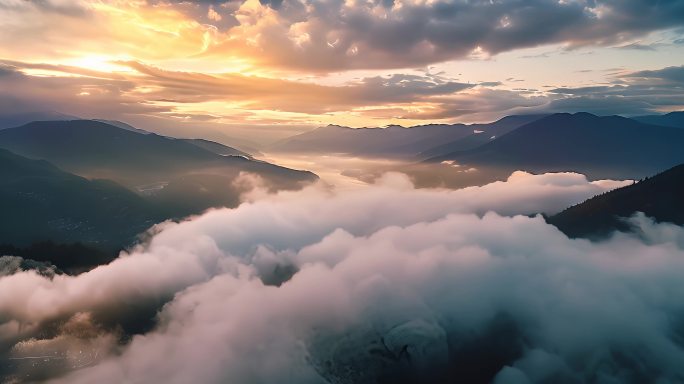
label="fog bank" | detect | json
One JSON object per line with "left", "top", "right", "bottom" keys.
{"left": 4, "top": 172, "right": 684, "bottom": 383}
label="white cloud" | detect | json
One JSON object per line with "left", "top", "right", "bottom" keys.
{"left": 4, "top": 171, "right": 684, "bottom": 383}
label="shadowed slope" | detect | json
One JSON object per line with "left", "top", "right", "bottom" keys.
{"left": 0, "top": 148, "right": 162, "bottom": 257}
{"left": 548, "top": 164, "right": 684, "bottom": 238}
{"left": 429, "top": 113, "right": 684, "bottom": 179}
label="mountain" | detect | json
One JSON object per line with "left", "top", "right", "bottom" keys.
{"left": 91, "top": 120, "right": 252, "bottom": 157}
{"left": 0, "top": 111, "right": 77, "bottom": 129}
{"left": 0, "top": 119, "right": 312, "bottom": 269}
{"left": 93, "top": 119, "right": 265, "bottom": 157}
{"left": 632, "top": 111, "right": 684, "bottom": 129}
{"left": 0, "top": 148, "right": 162, "bottom": 267}
{"left": 269, "top": 124, "right": 464, "bottom": 157}
{"left": 269, "top": 116, "right": 544, "bottom": 159}
{"left": 428, "top": 113, "right": 684, "bottom": 179}
{"left": 93, "top": 119, "right": 151, "bottom": 135}
{"left": 180, "top": 138, "right": 252, "bottom": 158}
{"left": 0, "top": 120, "right": 226, "bottom": 177}
{"left": 416, "top": 114, "right": 547, "bottom": 159}
{"left": 547, "top": 164, "right": 684, "bottom": 238}
{"left": 0, "top": 120, "right": 316, "bottom": 204}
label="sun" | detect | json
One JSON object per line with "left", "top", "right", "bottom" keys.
{"left": 65, "top": 55, "right": 134, "bottom": 73}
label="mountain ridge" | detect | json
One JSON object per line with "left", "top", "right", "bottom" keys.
{"left": 633, "top": 111, "right": 684, "bottom": 129}
{"left": 0, "top": 120, "right": 315, "bottom": 186}
{"left": 0, "top": 147, "right": 163, "bottom": 261}
{"left": 547, "top": 163, "right": 684, "bottom": 238}
{"left": 268, "top": 115, "right": 545, "bottom": 158}
{"left": 427, "top": 112, "right": 684, "bottom": 179}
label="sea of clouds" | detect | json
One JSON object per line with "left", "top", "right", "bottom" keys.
{"left": 2, "top": 171, "right": 684, "bottom": 383}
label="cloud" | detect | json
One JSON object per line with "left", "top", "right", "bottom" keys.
{"left": 538, "top": 66, "right": 684, "bottom": 116}
{"left": 542, "top": 95, "right": 660, "bottom": 116}
{"left": 0, "top": 0, "right": 89, "bottom": 17}
{"left": 2, "top": 0, "right": 683, "bottom": 73}
{"left": 0, "top": 65, "right": 14, "bottom": 77}
{"left": 116, "top": 61, "right": 476, "bottom": 113}
{"left": 614, "top": 42, "right": 659, "bottom": 51}
{"left": 1, "top": 57, "right": 682, "bottom": 132}
{"left": 0, "top": 2, "right": 681, "bottom": 137}
{"left": 0, "top": 59, "right": 481, "bottom": 124}
{"left": 0, "top": 60, "right": 171, "bottom": 118}
{"left": 10, "top": 171, "right": 684, "bottom": 383}
{"left": 628, "top": 65, "right": 684, "bottom": 84}
{"left": 393, "top": 88, "right": 548, "bottom": 120}
{"left": 199, "top": 0, "right": 684, "bottom": 71}
{"left": 0, "top": 0, "right": 217, "bottom": 63}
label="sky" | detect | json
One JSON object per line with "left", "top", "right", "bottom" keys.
{"left": 0, "top": 0, "right": 683, "bottom": 143}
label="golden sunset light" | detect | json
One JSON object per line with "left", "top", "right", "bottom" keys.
{"left": 1, "top": 0, "right": 682, "bottom": 143}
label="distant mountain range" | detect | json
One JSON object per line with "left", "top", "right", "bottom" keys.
{"left": 269, "top": 111, "right": 684, "bottom": 181}
{"left": 416, "top": 115, "right": 547, "bottom": 159}
{"left": 268, "top": 115, "right": 546, "bottom": 158}
{"left": 0, "top": 120, "right": 317, "bottom": 268}
{"left": 0, "top": 120, "right": 245, "bottom": 179}
{"left": 3, "top": 111, "right": 684, "bottom": 268}
{"left": 0, "top": 120, "right": 315, "bottom": 203}
{"left": 428, "top": 112, "right": 684, "bottom": 179}
{"left": 267, "top": 110, "right": 684, "bottom": 189}
{"left": 547, "top": 163, "right": 684, "bottom": 239}
{"left": 633, "top": 111, "right": 684, "bottom": 129}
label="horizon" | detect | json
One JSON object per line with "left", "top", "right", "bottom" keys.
{"left": 2, "top": 2, "right": 684, "bottom": 383}
{"left": 4, "top": 109, "right": 681, "bottom": 134}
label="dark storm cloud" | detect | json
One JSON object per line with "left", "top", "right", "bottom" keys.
{"left": 259, "top": 0, "right": 283, "bottom": 8}
{"left": 1, "top": 1, "right": 682, "bottom": 74}
{"left": 628, "top": 65, "right": 684, "bottom": 84}
{"left": 535, "top": 65, "right": 684, "bottom": 116}
{"left": 0, "top": 64, "right": 15, "bottom": 77}
{"left": 207, "top": 0, "right": 684, "bottom": 71}
{"left": 543, "top": 95, "right": 659, "bottom": 116}
{"left": 531, "top": 65, "right": 684, "bottom": 116}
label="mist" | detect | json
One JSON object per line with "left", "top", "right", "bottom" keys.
{"left": 258, "top": 153, "right": 586, "bottom": 191}
{"left": 3, "top": 172, "right": 684, "bottom": 383}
